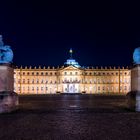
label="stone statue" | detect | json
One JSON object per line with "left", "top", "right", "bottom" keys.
{"left": 0, "top": 35, "right": 13, "bottom": 64}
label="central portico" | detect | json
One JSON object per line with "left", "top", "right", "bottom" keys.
{"left": 62, "top": 48, "right": 82, "bottom": 93}
{"left": 60, "top": 65, "right": 83, "bottom": 93}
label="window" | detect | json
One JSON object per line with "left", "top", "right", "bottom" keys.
{"left": 50, "top": 72, "right": 52, "bottom": 75}
{"left": 75, "top": 72, "right": 78, "bottom": 75}
{"left": 46, "top": 72, "right": 48, "bottom": 75}
{"left": 23, "top": 72, "right": 25, "bottom": 75}
{"left": 124, "top": 86, "right": 127, "bottom": 90}
{"left": 65, "top": 72, "right": 67, "bottom": 75}
{"left": 36, "top": 72, "right": 39, "bottom": 76}
{"left": 70, "top": 72, "right": 72, "bottom": 75}
{"left": 41, "top": 87, "right": 43, "bottom": 91}
{"left": 27, "top": 79, "right": 30, "bottom": 84}
{"left": 27, "top": 72, "right": 30, "bottom": 75}
{"left": 32, "top": 87, "right": 34, "bottom": 91}
{"left": 41, "top": 72, "right": 44, "bottom": 76}
{"left": 32, "top": 72, "right": 34, "bottom": 75}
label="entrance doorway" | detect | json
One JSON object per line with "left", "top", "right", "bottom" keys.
{"left": 64, "top": 84, "right": 79, "bottom": 93}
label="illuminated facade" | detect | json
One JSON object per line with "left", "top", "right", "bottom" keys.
{"left": 14, "top": 49, "right": 131, "bottom": 94}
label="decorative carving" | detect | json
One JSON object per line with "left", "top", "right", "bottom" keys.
{"left": 133, "top": 47, "right": 140, "bottom": 64}
{"left": 0, "top": 35, "right": 13, "bottom": 64}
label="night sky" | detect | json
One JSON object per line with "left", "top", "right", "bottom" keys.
{"left": 0, "top": 0, "right": 140, "bottom": 67}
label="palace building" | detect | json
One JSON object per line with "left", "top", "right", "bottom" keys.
{"left": 14, "top": 49, "right": 131, "bottom": 94}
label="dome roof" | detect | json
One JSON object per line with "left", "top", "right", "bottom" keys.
{"left": 64, "top": 48, "right": 81, "bottom": 68}
{"left": 64, "top": 58, "right": 80, "bottom": 68}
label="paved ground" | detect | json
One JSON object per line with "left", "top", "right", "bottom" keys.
{"left": 0, "top": 94, "right": 140, "bottom": 140}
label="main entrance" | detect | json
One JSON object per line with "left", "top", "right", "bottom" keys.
{"left": 63, "top": 84, "right": 79, "bottom": 93}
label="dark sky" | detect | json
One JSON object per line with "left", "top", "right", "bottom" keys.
{"left": 0, "top": 0, "right": 140, "bottom": 67}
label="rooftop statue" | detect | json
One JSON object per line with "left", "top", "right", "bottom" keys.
{"left": 0, "top": 35, "right": 13, "bottom": 64}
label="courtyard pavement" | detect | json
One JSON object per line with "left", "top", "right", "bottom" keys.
{"left": 0, "top": 94, "right": 140, "bottom": 140}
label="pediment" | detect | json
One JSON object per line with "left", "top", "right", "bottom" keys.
{"left": 59, "top": 65, "right": 82, "bottom": 72}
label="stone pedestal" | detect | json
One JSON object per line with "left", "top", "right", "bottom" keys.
{"left": 0, "top": 65, "right": 18, "bottom": 113}
{"left": 127, "top": 65, "right": 140, "bottom": 111}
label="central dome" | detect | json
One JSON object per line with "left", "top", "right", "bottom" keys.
{"left": 64, "top": 48, "right": 81, "bottom": 68}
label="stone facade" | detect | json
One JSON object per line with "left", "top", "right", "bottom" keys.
{"left": 14, "top": 65, "right": 131, "bottom": 94}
